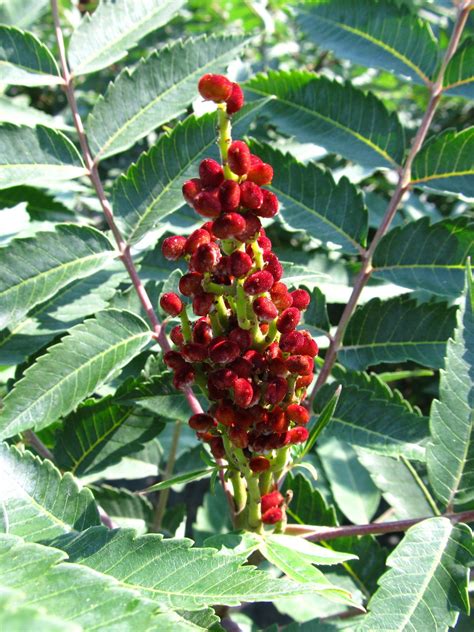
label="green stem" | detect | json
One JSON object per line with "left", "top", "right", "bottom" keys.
{"left": 265, "top": 319, "right": 278, "bottom": 345}
{"left": 215, "top": 295, "right": 229, "bottom": 329}
{"left": 259, "top": 469, "right": 274, "bottom": 495}
{"left": 251, "top": 241, "right": 264, "bottom": 270}
{"left": 230, "top": 471, "right": 248, "bottom": 529}
{"left": 217, "top": 105, "right": 238, "bottom": 181}
{"left": 202, "top": 278, "right": 233, "bottom": 295}
{"left": 247, "top": 474, "right": 263, "bottom": 532}
{"left": 179, "top": 307, "right": 192, "bottom": 343}
{"left": 236, "top": 282, "right": 251, "bottom": 329}
{"left": 209, "top": 311, "right": 223, "bottom": 336}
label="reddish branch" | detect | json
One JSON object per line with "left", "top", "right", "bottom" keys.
{"left": 309, "top": 0, "right": 473, "bottom": 404}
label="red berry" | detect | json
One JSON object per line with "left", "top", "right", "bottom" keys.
{"left": 193, "top": 318, "right": 213, "bottom": 345}
{"left": 286, "top": 404, "right": 310, "bottom": 425}
{"left": 212, "top": 212, "right": 246, "bottom": 239}
{"left": 190, "top": 242, "right": 221, "bottom": 273}
{"left": 268, "top": 357, "right": 287, "bottom": 376}
{"left": 193, "top": 292, "right": 214, "bottom": 316}
{"left": 247, "top": 159, "right": 273, "bottom": 185}
{"left": 209, "top": 339, "right": 240, "bottom": 364}
{"left": 261, "top": 491, "right": 284, "bottom": 513}
{"left": 290, "top": 289, "right": 311, "bottom": 311}
{"left": 270, "top": 282, "right": 293, "bottom": 311}
{"left": 228, "top": 357, "right": 253, "bottom": 378}
{"left": 199, "top": 158, "right": 224, "bottom": 188}
{"left": 215, "top": 400, "right": 237, "bottom": 426}
{"left": 268, "top": 407, "right": 289, "bottom": 433}
{"left": 198, "top": 74, "right": 233, "bottom": 102}
{"left": 235, "top": 213, "right": 261, "bottom": 242}
{"left": 170, "top": 325, "right": 184, "bottom": 346}
{"left": 181, "top": 342, "right": 208, "bottom": 363}
{"left": 228, "top": 141, "right": 251, "bottom": 176}
{"left": 256, "top": 190, "right": 279, "bottom": 218}
{"left": 243, "top": 270, "right": 274, "bottom": 295}
{"left": 240, "top": 180, "right": 263, "bottom": 210}
{"left": 296, "top": 374, "right": 314, "bottom": 389}
{"left": 279, "top": 330, "right": 305, "bottom": 353}
{"left": 173, "top": 365, "right": 195, "bottom": 390}
{"left": 193, "top": 190, "right": 222, "bottom": 218}
{"left": 243, "top": 349, "right": 266, "bottom": 372}
{"left": 299, "top": 332, "right": 319, "bottom": 357}
{"left": 262, "top": 506, "right": 283, "bottom": 524}
{"left": 257, "top": 232, "right": 272, "bottom": 252}
{"left": 277, "top": 307, "right": 301, "bottom": 333}
{"left": 209, "top": 368, "right": 237, "bottom": 390}
{"left": 287, "top": 426, "right": 309, "bottom": 444}
{"left": 179, "top": 272, "right": 203, "bottom": 297}
{"left": 226, "top": 82, "right": 244, "bottom": 115}
{"left": 233, "top": 377, "right": 254, "bottom": 408}
{"left": 164, "top": 350, "right": 186, "bottom": 370}
{"left": 209, "top": 436, "right": 226, "bottom": 459}
{"left": 185, "top": 228, "right": 211, "bottom": 255}
{"left": 253, "top": 296, "right": 278, "bottom": 322}
{"left": 229, "top": 426, "right": 249, "bottom": 448}
{"left": 182, "top": 178, "right": 202, "bottom": 205}
{"left": 263, "top": 252, "right": 283, "bottom": 282}
{"left": 162, "top": 235, "right": 187, "bottom": 260}
{"left": 219, "top": 179, "right": 241, "bottom": 211}
{"left": 286, "top": 355, "right": 314, "bottom": 376}
{"left": 266, "top": 376, "right": 288, "bottom": 406}
{"left": 249, "top": 456, "right": 271, "bottom": 473}
{"left": 160, "top": 292, "right": 183, "bottom": 316}
{"left": 189, "top": 413, "right": 214, "bottom": 431}
{"left": 228, "top": 327, "right": 252, "bottom": 351}
{"left": 229, "top": 250, "right": 252, "bottom": 277}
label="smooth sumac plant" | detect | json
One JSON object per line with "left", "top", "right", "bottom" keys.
{"left": 0, "top": 0, "right": 473, "bottom": 630}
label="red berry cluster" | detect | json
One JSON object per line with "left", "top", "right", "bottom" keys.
{"left": 160, "top": 75, "right": 318, "bottom": 527}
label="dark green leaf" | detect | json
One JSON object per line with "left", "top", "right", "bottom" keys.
{"left": 245, "top": 71, "right": 407, "bottom": 169}
{"left": 340, "top": 295, "right": 457, "bottom": 369}
{"left": 113, "top": 100, "right": 268, "bottom": 244}
{"left": 373, "top": 217, "right": 474, "bottom": 297}
{"left": 411, "top": 127, "right": 474, "bottom": 197}
{"left": 303, "top": 287, "right": 330, "bottom": 336}
{"left": 0, "top": 25, "right": 62, "bottom": 86}
{"left": 0, "top": 124, "right": 86, "bottom": 189}
{"left": 0, "top": 444, "right": 100, "bottom": 541}
{"left": 283, "top": 473, "right": 338, "bottom": 527}
{"left": 296, "top": 0, "right": 438, "bottom": 84}
{"left": 68, "top": 0, "right": 186, "bottom": 76}
{"left": 444, "top": 37, "right": 474, "bottom": 99}
{"left": 0, "top": 309, "right": 152, "bottom": 440}
{"left": 249, "top": 142, "right": 367, "bottom": 253}
{"left": 359, "top": 518, "right": 471, "bottom": 631}
{"left": 89, "top": 485, "right": 153, "bottom": 527}
{"left": 88, "top": 35, "right": 247, "bottom": 160}
{"left": 427, "top": 267, "right": 474, "bottom": 511}
{"left": 0, "top": 224, "right": 115, "bottom": 330}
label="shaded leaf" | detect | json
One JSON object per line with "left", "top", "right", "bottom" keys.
{"left": 144, "top": 467, "right": 215, "bottom": 492}
{"left": 51, "top": 526, "right": 345, "bottom": 609}
{"left": 318, "top": 436, "right": 380, "bottom": 524}
{"left": 89, "top": 485, "right": 153, "bottom": 528}
{"left": 411, "top": 127, "right": 474, "bottom": 197}
{"left": 249, "top": 142, "right": 367, "bottom": 253}
{"left": 303, "top": 287, "right": 330, "bottom": 336}
{"left": 427, "top": 267, "right": 474, "bottom": 511}
{"left": 340, "top": 295, "right": 457, "bottom": 369}
{"left": 359, "top": 518, "right": 471, "bottom": 631}
{"left": 88, "top": 34, "right": 247, "bottom": 160}
{"left": 0, "top": 309, "right": 152, "bottom": 440}
{"left": 68, "top": 0, "right": 185, "bottom": 76}
{"left": 315, "top": 367, "right": 429, "bottom": 460}
{"left": 54, "top": 394, "right": 163, "bottom": 476}
{"left": 373, "top": 216, "right": 474, "bottom": 297}
{"left": 245, "top": 71, "right": 407, "bottom": 169}
{"left": 113, "top": 100, "right": 268, "bottom": 244}
{"left": 0, "top": 224, "right": 115, "bottom": 330}
{"left": 0, "top": 0, "right": 48, "bottom": 29}
{"left": 444, "top": 36, "right": 474, "bottom": 99}
{"left": 283, "top": 473, "right": 338, "bottom": 527}
{"left": 0, "top": 444, "right": 100, "bottom": 542}
{"left": 296, "top": 0, "right": 438, "bottom": 84}
{"left": 0, "top": 25, "right": 61, "bottom": 87}
{"left": 0, "top": 124, "right": 86, "bottom": 189}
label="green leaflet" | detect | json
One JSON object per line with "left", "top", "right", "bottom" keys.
{"left": 444, "top": 37, "right": 474, "bottom": 100}
{"left": 296, "top": 0, "right": 438, "bottom": 84}
{"left": 113, "top": 100, "right": 269, "bottom": 244}
{"left": 0, "top": 444, "right": 100, "bottom": 542}
{"left": 0, "top": 309, "right": 152, "bottom": 440}
{"left": 358, "top": 518, "right": 472, "bottom": 631}
{"left": 427, "top": 267, "right": 474, "bottom": 511}
{"left": 0, "top": 0, "right": 49, "bottom": 29}
{"left": 0, "top": 124, "right": 86, "bottom": 189}
{"left": 0, "top": 224, "right": 115, "bottom": 330}
{"left": 411, "top": 127, "right": 474, "bottom": 197}
{"left": 68, "top": 0, "right": 186, "bottom": 75}
{"left": 249, "top": 141, "right": 368, "bottom": 253}
{"left": 0, "top": 25, "right": 62, "bottom": 86}
{"left": 283, "top": 473, "right": 338, "bottom": 527}
{"left": 372, "top": 216, "right": 474, "bottom": 297}
{"left": 340, "top": 295, "right": 457, "bottom": 370}
{"left": 87, "top": 34, "right": 248, "bottom": 160}
{"left": 245, "top": 71, "right": 407, "bottom": 169}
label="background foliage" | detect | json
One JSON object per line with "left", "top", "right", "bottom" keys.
{"left": 0, "top": 0, "right": 473, "bottom": 630}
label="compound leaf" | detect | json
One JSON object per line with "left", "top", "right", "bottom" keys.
{"left": 444, "top": 37, "right": 474, "bottom": 99}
